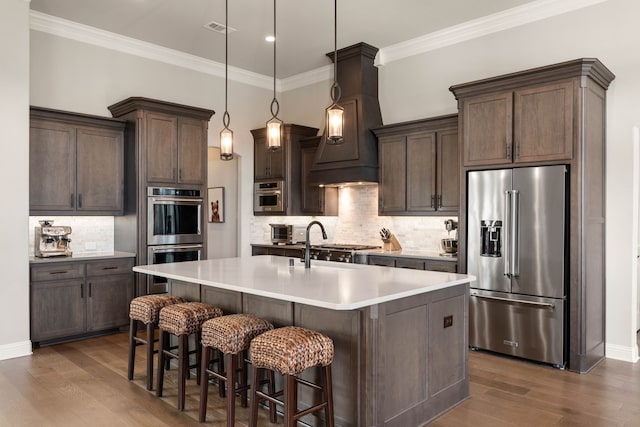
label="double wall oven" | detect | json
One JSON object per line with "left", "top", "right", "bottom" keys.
{"left": 146, "top": 187, "right": 204, "bottom": 293}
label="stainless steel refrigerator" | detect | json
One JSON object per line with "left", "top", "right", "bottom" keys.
{"left": 467, "top": 165, "right": 567, "bottom": 367}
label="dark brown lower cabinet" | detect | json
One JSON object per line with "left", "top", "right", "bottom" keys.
{"left": 163, "top": 280, "right": 468, "bottom": 426}
{"left": 30, "top": 257, "right": 134, "bottom": 345}
{"left": 367, "top": 254, "right": 458, "bottom": 273}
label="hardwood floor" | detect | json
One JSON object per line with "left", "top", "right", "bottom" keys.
{"left": 1, "top": 332, "right": 639, "bottom": 426}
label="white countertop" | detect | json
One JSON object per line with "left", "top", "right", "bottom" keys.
{"left": 133, "top": 255, "right": 475, "bottom": 310}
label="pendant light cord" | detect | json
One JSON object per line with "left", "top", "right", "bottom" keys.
{"left": 330, "top": 0, "right": 341, "bottom": 103}
{"left": 223, "top": 0, "right": 230, "bottom": 129}
{"left": 270, "top": 0, "right": 280, "bottom": 118}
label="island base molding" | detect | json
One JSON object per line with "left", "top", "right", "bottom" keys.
{"left": 169, "top": 279, "right": 469, "bottom": 426}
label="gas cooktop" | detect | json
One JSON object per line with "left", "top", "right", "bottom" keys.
{"left": 312, "top": 243, "right": 380, "bottom": 251}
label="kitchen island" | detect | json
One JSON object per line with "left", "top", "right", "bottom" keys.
{"left": 134, "top": 256, "right": 475, "bottom": 427}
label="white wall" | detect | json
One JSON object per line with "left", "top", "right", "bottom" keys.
{"left": 207, "top": 147, "right": 239, "bottom": 259}
{"left": 0, "top": 0, "right": 31, "bottom": 359}
{"left": 280, "top": 0, "right": 640, "bottom": 361}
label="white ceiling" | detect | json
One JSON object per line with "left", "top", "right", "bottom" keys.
{"left": 30, "top": 0, "right": 537, "bottom": 79}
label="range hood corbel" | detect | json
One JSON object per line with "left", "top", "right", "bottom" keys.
{"left": 309, "top": 42, "right": 383, "bottom": 186}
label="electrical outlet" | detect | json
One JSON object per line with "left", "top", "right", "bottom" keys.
{"left": 443, "top": 315, "right": 453, "bottom": 328}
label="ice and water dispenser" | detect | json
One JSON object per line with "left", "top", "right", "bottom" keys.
{"left": 480, "top": 220, "right": 502, "bottom": 257}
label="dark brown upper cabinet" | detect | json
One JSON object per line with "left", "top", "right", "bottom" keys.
{"left": 457, "top": 79, "right": 574, "bottom": 167}
{"left": 373, "top": 114, "right": 458, "bottom": 216}
{"left": 30, "top": 107, "right": 126, "bottom": 215}
{"left": 252, "top": 124, "right": 338, "bottom": 216}
{"left": 108, "top": 97, "right": 214, "bottom": 188}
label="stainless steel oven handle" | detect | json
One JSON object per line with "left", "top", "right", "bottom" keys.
{"left": 471, "top": 293, "right": 555, "bottom": 309}
{"left": 149, "top": 197, "right": 203, "bottom": 203}
{"left": 150, "top": 244, "right": 204, "bottom": 253}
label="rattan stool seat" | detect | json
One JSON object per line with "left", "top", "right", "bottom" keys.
{"left": 201, "top": 314, "right": 274, "bottom": 354}
{"left": 129, "top": 294, "right": 185, "bottom": 324}
{"left": 159, "top": 302, "right": 223, "bottom": 336}
{"left": 250, "top": 326, "right": 334, "bottom": 376}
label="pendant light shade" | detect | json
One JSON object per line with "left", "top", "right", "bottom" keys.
{"left": 326, "top": 0, "right": 343, "bottom": 145}
{"left": 266, "top": 0, "right": 282, "bottom": 151}
{"left": 220, "top": 0, "right": 233, "bottom": 160}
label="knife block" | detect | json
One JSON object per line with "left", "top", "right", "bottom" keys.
{"left": 382, "top": 234, "right": 402, "bottom": 251}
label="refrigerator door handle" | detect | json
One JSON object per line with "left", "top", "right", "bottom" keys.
{"left": 511, "top": 190, "right": 520, "bottom": 277}
{"left": 471, "top": 293, "right": 555, "bottom": 309}
{"left": 504, "top": 190, "right": 511, "bottom": 277}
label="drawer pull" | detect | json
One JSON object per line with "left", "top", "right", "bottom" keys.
{"left": 102, "top": 266, "right": 119, "bottom": 270}
{"left": 49, "top": 271, "right": 69, "bottom": 275}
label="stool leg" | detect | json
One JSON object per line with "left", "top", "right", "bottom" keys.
{"left": 199, "top": 345, "right": 211, "bottom": 423}
{"left": 178, "top": 334, "right": 188, "bottom": 411}
{"left": 145, "top": 321, "right": 155, "bottom": 391}
{"left": 226, "top": 352, "right": 237, "bottom": 427}
{"left": 284, "top": 374, "right": 297, "bottom": 427}
{"left": 324, "top": 365, "right": 335, "bottom": 427}
{"left": 249, "top": 366, "right": 261, "bottom": 427}
{"left": 219, "top": 350, "right": 226, "bottom": 398}
{"left": 196, "top": 331, "right": 202, "bottom": 386}
{"left": 156, "top": 329, "right": 167, "bottom": 397}
{"left": 127, "top": 318, "right": 136, "bottom": 381}
{"left": 240, "top": 351, "right": 248, "bottom": 408}
{"left": 268, "top": 370, "right": 277, "bottom": 423}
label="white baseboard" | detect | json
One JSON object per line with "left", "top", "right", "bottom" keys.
{"left": 0, "top": 340, "right": 32, "bottom": 361}
{"left": 606, "top": 343, "right": 639, "bottom": 363}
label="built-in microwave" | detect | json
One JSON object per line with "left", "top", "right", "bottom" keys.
{"left": 254, "top": 180, "right": 284, "bottom": 213}
{"left": 146, "top": 244, "right": 203, "bottom": 294}
{"left": 147, "top": 187, "right": 203, "bottom": 245}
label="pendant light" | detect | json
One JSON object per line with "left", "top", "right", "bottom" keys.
{"left": 266, "top": 0, "right": 283, "bottom": 151}
{"left": 326, "top": 0, "right": 344, "bottom": 145}
{"left": 220, "top": 0, "right": 234, "bottom": 160}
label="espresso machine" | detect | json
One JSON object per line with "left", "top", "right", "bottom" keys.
{"left": 441, "top": 219, "right": 458, "bottom": 256}
{"left": 35, "top": 220, "right": 73, "bottom": 257}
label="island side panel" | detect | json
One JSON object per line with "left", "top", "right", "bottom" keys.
{"left": 375, "top": 284, "right": 469, "bottom": 427}
{"left": 294, "top": 304, "right": 364, "bottom": 427}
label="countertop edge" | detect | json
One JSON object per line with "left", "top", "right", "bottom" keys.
{"left": 30, "top": 251, "right": 136, "bottom": 264}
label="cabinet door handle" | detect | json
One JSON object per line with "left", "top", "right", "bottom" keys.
{"left": 81, "top": 283, "right": 84, "bottom": 299}
{"left": 173, "top": 168, "right": 177, "bottom": 180}
{"left": 430, "top": 195, "right": 435, "bottom": 208}
{"left": 505, "top": 143, "right": 511, "bottom": 160}
{"left": 515, "top": 144, "right": 520, "bottom": 159}
{"left": 70, "top": 193, "right": 75, "bottom": 208}
{"left": 437, "top": 195, "right": 442, "bottom": 209}
{"left": 78, "top": 194, "right": 83, "bottom": 208}
{"left": 179, "top": 169, "right": 182, "bottom": 181}
{"left": 89, "top": 282, "right": 92, "bottom": 298}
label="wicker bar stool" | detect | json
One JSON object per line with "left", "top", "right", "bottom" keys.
{"left": 156, "top": 302, "right": 223, "bottom": 411}
{"left": 128, "top": 294, "right": 185, "bottom": 390}
{"left": 249, "top": 326, "right": 335, "bottom": 427}
{"left": 199, "top": 314, "right": 275, "bottom": 425}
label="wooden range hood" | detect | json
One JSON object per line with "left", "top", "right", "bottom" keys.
{"left": 309, "top": 42, "right": 383, "bottom": 186}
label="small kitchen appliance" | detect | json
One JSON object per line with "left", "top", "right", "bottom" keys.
{"left": 441, "top": 219, "right": 458, "bottom": 255}
{"left": 34, "top": 220, "right": 72, "bottom": 257}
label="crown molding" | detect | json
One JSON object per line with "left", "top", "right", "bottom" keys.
{"left": 376, "top": 0, "right": 610, "bottom": 66}
{"left": 29, "top": 10, "right": 274, "bottom": 91}
{"left": 280, "top": 65, "right": 332, "bottom": 92}
{"left": 30, "top": 0, "right": 609, "bottom": 93}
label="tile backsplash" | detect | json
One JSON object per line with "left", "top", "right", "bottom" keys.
{"left": 29, "top": 216, "right": 114, "bottom": 256}
{"left": 251, "top": 185, "right": 457, "bottom": 252}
